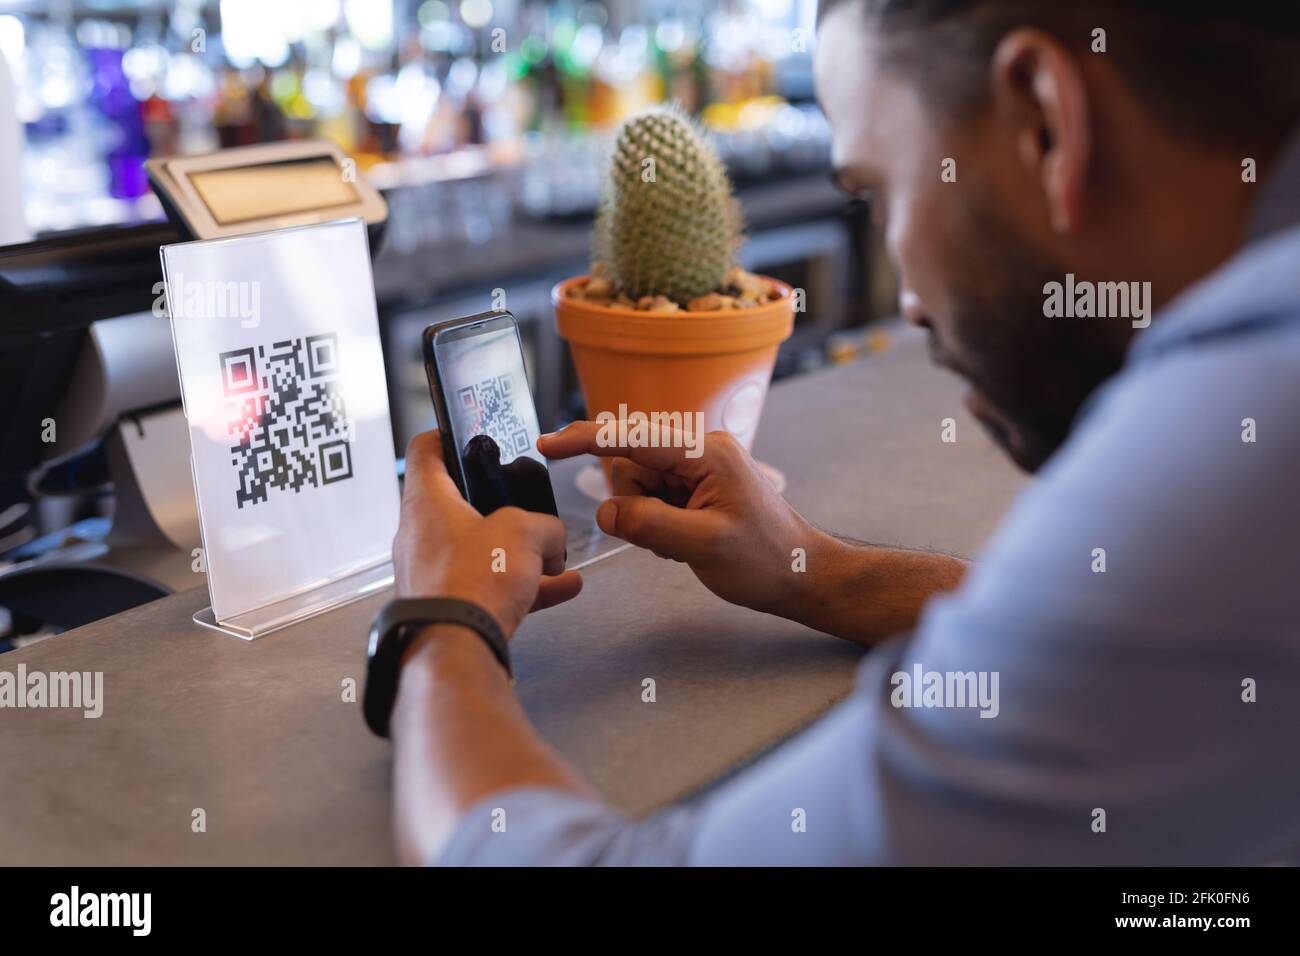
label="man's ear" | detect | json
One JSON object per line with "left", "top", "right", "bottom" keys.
{"left": 990, "top": 28, "right": 1091, "bottom": 234}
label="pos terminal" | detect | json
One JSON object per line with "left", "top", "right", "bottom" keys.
{"left": 145, "top": 140, "right": 387, "bottom": 244}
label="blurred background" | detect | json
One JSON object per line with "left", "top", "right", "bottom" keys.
{"left": 0, "top": 0, "right": 897, "bottom": 388}
{"left": 0, "top": 1, "right": 899, "bottom": 640}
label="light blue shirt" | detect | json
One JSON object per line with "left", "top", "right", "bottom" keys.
{"left": 437, "top": 130, "right": 1300, "bottom": 865}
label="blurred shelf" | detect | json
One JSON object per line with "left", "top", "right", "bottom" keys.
{"left": 372, "top": 171, "right": 848, "bottom": 306}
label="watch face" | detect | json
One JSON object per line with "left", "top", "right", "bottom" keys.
{"left": 367, "top": 624, "right": 382, "bottom": 659}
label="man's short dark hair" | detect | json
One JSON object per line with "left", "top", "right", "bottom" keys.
{"left": 818, "top": 0, "right": 1300, "bottom": 146}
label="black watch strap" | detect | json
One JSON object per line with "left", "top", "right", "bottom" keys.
{"left": 363, "top": 597, "right": 511, "bottom": 738}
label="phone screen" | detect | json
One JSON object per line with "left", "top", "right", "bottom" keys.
{"left": 430, "top": 315, "right": 557, "bottom": 517}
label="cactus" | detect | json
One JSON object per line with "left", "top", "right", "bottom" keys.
{"left": 593, "top": 107, "right": 743, "bottom": 305}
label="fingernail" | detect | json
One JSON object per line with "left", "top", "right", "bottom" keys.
{"left": 595, "top": 500, "right": 617, "bottom": 532}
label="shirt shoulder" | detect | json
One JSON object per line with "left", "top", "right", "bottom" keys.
{"left": 967, "top": 287, "right": 1300, "bottom": 635}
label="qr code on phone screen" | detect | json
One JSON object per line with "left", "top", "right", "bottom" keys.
{"left": 456, "top": 375, "right": 531, "bottom": 458}
{"left": 219, "top": 333, "right": 353, "bottom": 509}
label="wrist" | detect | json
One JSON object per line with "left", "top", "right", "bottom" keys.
{"left": 366, "top": 596, "right": 515, "bottom": 739}
{"left": 395, "top": 623, "right": 511, "bottom": 712}
{"left": 401, "top": 622, "right": 485, "bottom": 667}
{"left": 791, "top": 534, "right": 969, "bottom": 645}
{"left": 775, "top": 524, "right": 849, "bottom": 619}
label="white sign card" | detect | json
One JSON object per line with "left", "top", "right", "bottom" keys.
{"left": 161, "top": 219, "right": 400, "bottom": 634}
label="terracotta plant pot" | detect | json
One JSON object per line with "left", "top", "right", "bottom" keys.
{"left": 553, "top": 275, "right": 795, "bottom": 479}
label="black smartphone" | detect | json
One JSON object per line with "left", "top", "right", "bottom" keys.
{"left": 422, "top": 311, "right": 559, "bottom": 518}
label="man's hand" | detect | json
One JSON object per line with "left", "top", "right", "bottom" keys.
{"left": 540, "top": 421, "right": 968, "bottom": 645}
{"left": 539, "top": 422, "right": 828, "bottom": 621}
{"left": 394, "top": 431, "right": 582, "bottom": 638}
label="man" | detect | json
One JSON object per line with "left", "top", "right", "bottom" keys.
{"left": 387, "top": 0, "right": 1300, "bottom": 864}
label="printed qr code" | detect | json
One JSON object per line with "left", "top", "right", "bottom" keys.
{"left": 456, "top": 374, "right": 531, "bottom": 458}
{"left": 219, "top": 333, "right": 353, "bottom": 509}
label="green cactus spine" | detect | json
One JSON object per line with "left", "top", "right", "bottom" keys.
{"left": 593, "top": 107, "right": 743, "bottom": 305}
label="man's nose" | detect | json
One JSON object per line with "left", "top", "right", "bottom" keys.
{"left": 900, "top": 289, "right": 928, "bottom": 328}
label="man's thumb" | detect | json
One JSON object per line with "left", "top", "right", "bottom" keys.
{"left": 596, "top": 496, "right": 719, "bottom": 562}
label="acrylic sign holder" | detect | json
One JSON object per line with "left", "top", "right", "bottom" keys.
{"left": 161, "top": 219, "right": 401, "bottom": 640}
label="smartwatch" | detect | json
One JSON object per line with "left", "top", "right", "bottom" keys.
{"left": 363, "top": 597, "right": 511, "bottom": 738}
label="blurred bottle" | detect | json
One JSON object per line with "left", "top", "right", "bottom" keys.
{"left": 83, "top": 41, "right": 149, "bottom": 199}
{"left": 213, "top": 68, "right": 254, "bottom": 147}
{"left": 0, "top": 44, "right": 30, "bottom": 243}
{"left": 141, "top": 91, "right": 178, "bottom": 156}
{"left": 251, "top": 71, "right": 287, "bottom": 143}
